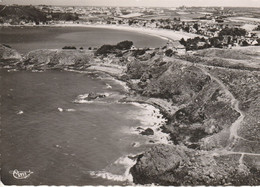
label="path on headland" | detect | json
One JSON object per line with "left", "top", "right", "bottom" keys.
{"left": 196, "top": 65, "right": 247, "bottom": 149}
{"left": 211, "top": 149, "right": 260, "bottom": 172}
{"left": 214, "top": 150, "right": 260, "bottom": 157}
{"left": 195, "top": 66, "right": 260, "bottom": 170}
{"left": 163, "top": 57, "right": 259, "bottom": 150}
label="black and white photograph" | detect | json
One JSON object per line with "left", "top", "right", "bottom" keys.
{"left": 0, "top": 0, "right": 260, "bottom": 186}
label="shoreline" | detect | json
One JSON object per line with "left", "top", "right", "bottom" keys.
{"left": 0, "top": 23, "right": 200, "bottom": 43}
{"left": 64, "top": 67, "right": 173, "bottom": 184}
{"left": 80, "top": 62, "right": 175, "bottom": 123}
{"left": 88, "top": 99, "right": 171, "bottom": 184}
{"left": 1, "top": 67, "right": 172, "bottom": 184}
{"left": 53, "top": 23, "right": 200, "bottom": 42}
{"left": 2, "top": 63, "right": 174, "bottom": 184}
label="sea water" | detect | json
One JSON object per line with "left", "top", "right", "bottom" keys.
{"left": 0, "top": 26, "right": 167, "bottom": 54}
{"left": 0, "top": 70, "right": 169, "bottom": 185}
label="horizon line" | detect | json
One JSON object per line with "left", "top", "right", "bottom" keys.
{"left": 2, "top": 4, "right": 260, "bottom": 8}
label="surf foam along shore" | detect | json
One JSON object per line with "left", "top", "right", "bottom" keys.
{"left": 89, "top": 155, "right": 136, "bottom": 183}
{"left": 65, "top": 65, "right": 129, "bottom": 92}
{"left": 1, "top": 44, "right": 176, "bottom": 185}
{"left": 69, "top": 70, "right": 173, "bottom": 140}
{"left": 68, "top": 62, "right": 174, "bottom": 183}
{"left": 88, "top": 101, "right": 172, "bottom": 183}
{"left": 73, "top": 92, "right": 111, "bottom": 104}
{"left": 126, "top": 102, "right": 172, "bottom": 145}
{"left": 78, "top": 72, "right": 173, "bottom": 184}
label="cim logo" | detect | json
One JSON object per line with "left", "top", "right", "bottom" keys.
{"left": 9, "top": 169, "right": 33, "bottom": 179}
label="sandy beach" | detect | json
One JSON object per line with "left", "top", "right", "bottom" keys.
{"left": 1, "top": 22, "right": 198, "bottom": 42}
{"left": 51, "top": 23, "right": 199, "bottom": 42}
{"left": 1, "top": 23, "right": 200, "bottom": 41}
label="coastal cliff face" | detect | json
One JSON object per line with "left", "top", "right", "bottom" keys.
{"left": 126, "top": 50, "right": 260, "bottom": 185}
{"left": 21, "top": 49, "right": 93, "bottom": 70}
{"left": 1, "top": 45, "right": 260, "bottom": 185}
{"left": 131, "top": 144, "right": 260, "bottom": 185}
{"left": 127, "top": 56, "right": 240, "bottom": 146}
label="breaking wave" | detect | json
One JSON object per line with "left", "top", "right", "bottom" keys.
{"left": 89, "top": 155, "right": 137, "bottom": 183}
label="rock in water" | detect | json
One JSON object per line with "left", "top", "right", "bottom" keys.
{"left": 87, "top": 92, "right": 97, "bottom": 100}
{"left": 87, "top": 92, "right": 106, "bottom": 100}
{"left": 136, "top": 127, "right": 144, "bottom": 131}
{"left": 132, "top": 142, "right": 140, "bottom": 147}
{"left": 140, "top": 128, "right": 154, "bottom": 136}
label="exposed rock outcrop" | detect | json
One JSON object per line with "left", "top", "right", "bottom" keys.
{"left": 131, "top": 144, "right": 260, "bottom": 185}
{"left": 127, "top": 48, "right": 260, "bottom": 185}
{"left": 21, "top": 49, "right": 93, "bottom": 70}
{"left": 140, "top": 128, "right": 154, "bottom": 136}
{"left": 126, "top": 56, "right": 240, "bottom": 147}
{"left": 87, "top": 92, "right": 107, "bottom": 100}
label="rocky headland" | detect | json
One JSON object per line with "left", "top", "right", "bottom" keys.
{"left": 1, "top": 43, "right": 260, "bottom": 185}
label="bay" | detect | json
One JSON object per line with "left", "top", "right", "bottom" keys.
{"left": 0, "top": 26, "right": 167, "bottom": 54}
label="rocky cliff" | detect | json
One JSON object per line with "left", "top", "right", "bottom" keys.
{"left": 126, "top": 49, "right": 260, "bottom": 185}
{"left": 20, "top": 49, "right": 93, "bottom": 70}
{"left": 131, "top": 144, "right": 260, "bottom": 185}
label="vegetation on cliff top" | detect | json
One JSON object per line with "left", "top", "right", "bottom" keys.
{"left": 95, "top": 40, "right": 133, "bottom": 56}
{"left": 62, "top": 46, "right": 77, "bottom": 50}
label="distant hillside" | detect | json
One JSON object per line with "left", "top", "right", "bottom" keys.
{"left": 51, "top": 12, "right": 79, "bottom": 21}
{"left": 0, "top": 5, "right": 79, "bottom": 24}
{"left": 0, "top": 5, "right": 47, "bottom": 24}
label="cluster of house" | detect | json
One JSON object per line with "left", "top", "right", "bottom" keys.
{"left": 221, "top": 33, "right": 259, "bottom": 47}
{"left": 37, "top": 5, "right": 164, "bottom": 20}
{"left": 178, "top": 32, "right": 259, "bottom": 51}
{"left": 2, "top": 4, "right": 259, "bottom": 51}
{"left": 102, "top": 17, "right": 260, "bottom": 49}
{"left": 1, "top": 19, "right": 45, "bottom": 26}
{"left": 129, "top": 41, "right": 186, "bottom": 56}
